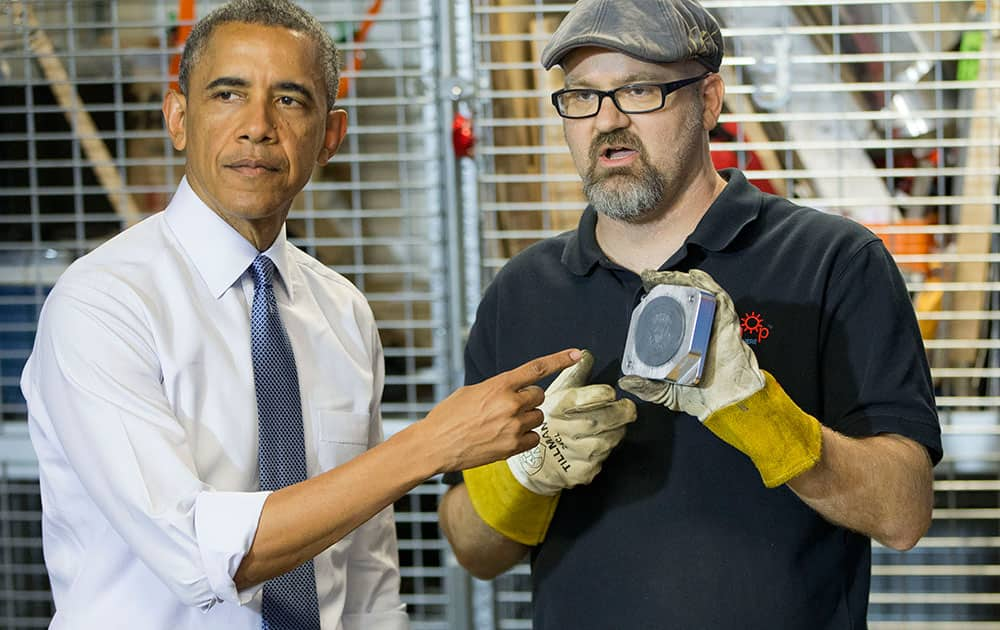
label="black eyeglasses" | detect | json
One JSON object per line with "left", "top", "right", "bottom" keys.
{"left": 551, "top": 73, "right": 711, "bottom": 119}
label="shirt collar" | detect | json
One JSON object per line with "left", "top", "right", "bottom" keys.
{"left": 561, "top": 206, "right": 602, "bottom": 276}
{"left": 164, "top": 177, "right": 294, "bottom": 300}
{"left": 561, "top": 169, "right": 762, "bottom": 275}
{"left": 684, "top": 169, "right": 762, "bottom": 253}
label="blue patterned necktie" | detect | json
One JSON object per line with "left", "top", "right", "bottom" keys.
{"left": 249, "top": 254, "right": 322, "bottom": 630}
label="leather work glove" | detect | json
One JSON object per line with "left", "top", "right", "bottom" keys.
{"left": 618, "top": 269, "right": 822, "bottom": 488}
{"left": 464, "top": 350, "right": 636, "bottom": 545}
{"left": 508, "top": 349, "right": 637, "bottom": 495}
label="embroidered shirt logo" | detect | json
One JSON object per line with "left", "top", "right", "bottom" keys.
{"left": 740, "top": 311, "right": 771, "bottom": 346}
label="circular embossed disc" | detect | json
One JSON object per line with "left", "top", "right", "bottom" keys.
{"left": 634, "top": 295, "right": 686, "bottom": 367}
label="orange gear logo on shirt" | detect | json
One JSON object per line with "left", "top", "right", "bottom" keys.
{"left": 740, "top": 311, "right": 771, "bottom": 345}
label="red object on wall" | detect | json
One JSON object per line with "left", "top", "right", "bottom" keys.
{"left": 452, "top": 112, "right": 475, "bottom": 158}
{"left": 711, "top": 122, "right": 778, "bottom": 195}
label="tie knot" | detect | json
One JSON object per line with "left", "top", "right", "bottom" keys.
{"left": 250, "top": 255, "right": 275, "bottom": 290}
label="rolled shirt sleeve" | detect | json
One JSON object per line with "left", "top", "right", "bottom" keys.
{"left": 195, "top": 490, "right": 270, "bottom": 606}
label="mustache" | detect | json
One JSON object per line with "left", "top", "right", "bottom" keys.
{"left": 588, "top": 129, "right": 644, "bottom": 163}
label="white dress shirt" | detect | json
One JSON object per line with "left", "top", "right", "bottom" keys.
{"left": 21, "top": 178, "right": 409, "bottom": 630}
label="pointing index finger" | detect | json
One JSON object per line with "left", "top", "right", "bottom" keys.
{"left": 502, "top": 349, "right": 582, "bottom": 389}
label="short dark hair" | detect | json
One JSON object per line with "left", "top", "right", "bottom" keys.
{"left": 177, "top": 0, "right": 341, "bottom": 110}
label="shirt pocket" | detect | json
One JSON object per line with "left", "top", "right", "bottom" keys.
{"left": 316, "top": 410, "right": 370, "bottom": 470}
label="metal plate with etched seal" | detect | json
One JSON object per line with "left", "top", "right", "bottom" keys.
{"left": 621, "top": 283, "right": 716, "bottom": 386}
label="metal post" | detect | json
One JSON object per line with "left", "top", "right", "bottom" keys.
{"left": 438, "top": 0, "right": 478, "bottom": 627}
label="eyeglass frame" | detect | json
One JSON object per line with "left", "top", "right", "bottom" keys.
{"left": 550, "top": 72, "right": 712, "bottom": 120}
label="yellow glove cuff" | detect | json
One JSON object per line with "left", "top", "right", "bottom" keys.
{"left": 703, "top": 371, "right": 822, "bottom": 488}
{"left": 463, "top": 460, "right": 560, "bottom": 546}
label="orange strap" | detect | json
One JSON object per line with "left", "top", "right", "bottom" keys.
{"left": 338, "top": 0, "right": 384, "bottom": 99}
{"left": 168, "top": 0, "right": 195, "bottom": 92}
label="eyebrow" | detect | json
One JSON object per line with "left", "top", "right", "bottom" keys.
{"left": 205, "top": 76, "right": 249, "bottom": 91}
{"left": 203, "top": 77, "right": 316, "bottom": 103}
{"left": 565, "top": 73, "right": 670, "bottom": 89}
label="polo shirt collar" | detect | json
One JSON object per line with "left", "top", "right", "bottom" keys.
{"left": 684, "top": 169, "right": 762, "bottom": 253}
{"left": 561, "top": 168, "right": 761, "bottom": 276}
{"left": 164, "top": 177, "right": 294, "bottom": 300}
{"left": 561, "top": 205, "right": 602, "bottom": 276}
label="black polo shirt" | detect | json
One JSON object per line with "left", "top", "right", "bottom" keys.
{"left": 460, "top": 169, "right": 941, "bottom": 629}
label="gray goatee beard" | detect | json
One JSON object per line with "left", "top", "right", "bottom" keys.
{"left": 583, "top": 160, "right": 665, "bottom": 223}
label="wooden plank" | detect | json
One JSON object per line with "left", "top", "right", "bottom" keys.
{"left": 947, "top": 53, "right": 999, "bottom": 373}
{"left": 531, "top": 16, "right": 585, "bottom": 233}
{"left": 16, "top": 2, "right": 143, "bottom": 227}
{"left": 490, "top": 0, "right": 542, "bottom": 259}
{"left": 718, "top": 66, "right": 790, "bottom": 197}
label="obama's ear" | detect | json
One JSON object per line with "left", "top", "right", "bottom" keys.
{"left": 162, "top": 90, "right": 188, "bottom": 151}
{"left": 318, "top": 109, "right": 348, "bottom": 164}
